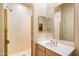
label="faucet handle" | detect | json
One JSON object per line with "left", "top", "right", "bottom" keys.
{"left": 50, "top": 40, "right": 53, "bottom": 43}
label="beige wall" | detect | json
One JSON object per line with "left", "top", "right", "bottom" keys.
{"left": 0, "top": 4, "right": 4, "bottom": 55}
{"left": 34, "top": 3, "right": 47, "bottom": 17}
{"left": 7, "top": 4, "right": 31, "bottom": 55}
{"left": 74, "top": 3, "right": 79, "bottom": 56}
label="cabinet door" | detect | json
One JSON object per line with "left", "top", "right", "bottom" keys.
{"left": 36, "top": 44, "right": 46, "bottom": 52}
{"left": 46, "top": 49, "right": 59, "bottom": 56}
{"left": 36, "top": 44, "right": 46, "bottom": 56}
{"left": 36, "top": 48, "right": 45, "bottom": 56}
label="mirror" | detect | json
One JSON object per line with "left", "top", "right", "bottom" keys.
{"left": 36, "top": 3, "right": 75, "bottom": 44}
{"left": 60, "top": 4, "right": 75, "bottom": 42}
{"left": 47, "top": 3, "right": 75, "bottom": 43}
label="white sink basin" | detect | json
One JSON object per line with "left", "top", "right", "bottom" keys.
{"left": 45, "top": 42, "right": 57, "bottom": 47}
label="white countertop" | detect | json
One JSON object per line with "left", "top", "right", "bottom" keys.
{"left": 36, "top": 39, "right": 75, "bottom": 56}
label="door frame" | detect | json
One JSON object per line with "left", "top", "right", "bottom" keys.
{"left": 4, "top": 8, "right": 8, "bottom": 56}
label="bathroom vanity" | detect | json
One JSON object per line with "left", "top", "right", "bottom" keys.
{"left": 36, "top": 39, "right": 75, "bottom": 56}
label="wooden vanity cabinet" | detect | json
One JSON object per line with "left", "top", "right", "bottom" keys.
{"left": 36, "top": 43, "right": 60, "bottom": 56}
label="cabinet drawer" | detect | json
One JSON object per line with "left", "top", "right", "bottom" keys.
{"left": 46, "top": 49, "right": 59, "bottom": 56}
{"left": 36, "top": 44, "right": 46, "bottom": 52}
{"left": 36, "top": 49, "right": 45, "bottom": 56}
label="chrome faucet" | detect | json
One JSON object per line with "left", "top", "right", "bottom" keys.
{"left": 50, "top": 40, "right": 58, "bottom": 46}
